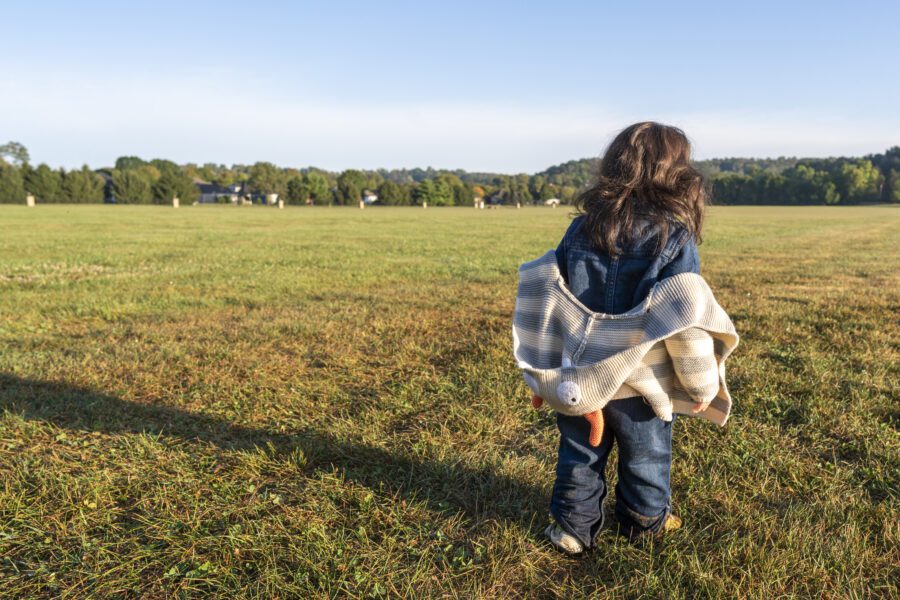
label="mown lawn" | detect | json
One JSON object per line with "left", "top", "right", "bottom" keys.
{"left": 0, "top": 205, "right": 897, "bottom": 599}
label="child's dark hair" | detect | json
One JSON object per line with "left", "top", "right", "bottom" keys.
{"left": 574, "top": 121, "right": 707, "bottom": 256}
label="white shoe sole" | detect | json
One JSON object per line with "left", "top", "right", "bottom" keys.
{"left": 544, "top": 524, "right": 584, "bottom": 555}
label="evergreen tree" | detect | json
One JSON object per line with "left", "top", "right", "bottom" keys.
{"left": 431, "top": 178, "right": 453, "bottom": 206}
{"left": 115, "top": 156, "right": 148, "bottom": 170}
{"left": 336, "top": 169, "right": 366, "bottom": 205}
{"left": 62, "top": 166, "right": 105, "bottom": 203}
{"left": 529, "top": 175, "right": 545, "bottom": 200}
{"left": 783, "top": 165, "right": 840, "bottom": 205}
{"left": 377, "top": 180, "right": 408, "bottom": 205}
{"left": 306, "top": 171, "right": 332, "bottom": 205}
{"left": 152, "top": 167, "right": 198, "bottom": 204}
{"left": 0, "top": 163, "right": 25, "bottom": 203}
{"left": 414, "top": 180, "right": 435, "bottom": 205}
{"left": 24, "top": 163, "right": 63, "bottom": 202}
{"left": 886, "top": 169, "right": 900, "bottom": 203}
{"left": 248, "top": 162, "right": 286, "bottom": 197}
{"left": 285, "top": 176, "right": 307, "bottom": 204}
{"left": 112, "top": 169, "right": 153, "bottom": 203}
{"left": 452, "top": 182, "right": 471, "bottom": 206}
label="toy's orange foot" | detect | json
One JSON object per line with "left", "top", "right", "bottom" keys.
{"left": 531, "top": 394, "right": 543, "bottom": 409}
{"left": 584, "top": 410, "right": 604, "bottom": 447}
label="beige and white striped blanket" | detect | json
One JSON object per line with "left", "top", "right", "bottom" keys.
{"left": 512, "top": 250, "right": 739, "bottom": 425}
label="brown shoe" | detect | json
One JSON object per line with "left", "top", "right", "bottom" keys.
{"left": 609, "top": 509, "right": 683, "bottom": 542}
{"left": 661, "top": 513, "right": 682, "bottom": 533}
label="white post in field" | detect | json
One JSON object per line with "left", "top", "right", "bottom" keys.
{"left": 278, "top": 199, "right": 284, "bottom": 209}
{"left": 516, "top": 201, "right": 521, "bottom": 209}
{"left": 479, "top": 200, "right": 485, "bottom": 210}
{"left": 173, "top": 196, "right": 180, "bottom": 208}
{"left": 423, "top": 201, "right": 428, "bottom": 209}
{"left": 26, "top": 194, "right": 35, "bottom": 207}
{"left": 359, "top": 200, "right": 365, "bottom": 209}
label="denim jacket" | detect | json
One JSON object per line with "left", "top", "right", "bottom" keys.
{"left": 555, "top": 214, "right": 700, "bottom": 315}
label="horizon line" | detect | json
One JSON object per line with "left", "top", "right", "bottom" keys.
{"left": 8, "top": 145, "right": 897, "bottom": 176}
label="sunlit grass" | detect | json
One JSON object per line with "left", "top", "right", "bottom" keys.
{"left": 0, "top": 204, "right": 897, "bottom": 598}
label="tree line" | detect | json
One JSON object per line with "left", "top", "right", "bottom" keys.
{"left": 535, "top": 149, "right": 900, "bottom": 205}
{"left": 1, "top": 141, "right": 898, "bottom": 205}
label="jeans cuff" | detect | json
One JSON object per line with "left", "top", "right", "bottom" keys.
{"left": 614, "top": 500, "right": 670, "bottom": 540}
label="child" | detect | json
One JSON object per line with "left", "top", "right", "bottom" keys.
{"left": 514, "top": 122, "right": 736, "bottom": 554}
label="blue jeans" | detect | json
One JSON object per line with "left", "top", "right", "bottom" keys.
{"left": 550, "top": 396, "right": 676, "bottom": 547}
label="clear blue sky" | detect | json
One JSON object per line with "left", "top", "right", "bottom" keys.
{"left": 3, "top": 0, "right": 897, "bottom": 172}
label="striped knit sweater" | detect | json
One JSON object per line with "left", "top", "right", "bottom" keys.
{"left": 512, "top": 250, "right": 739, "bottom": 432}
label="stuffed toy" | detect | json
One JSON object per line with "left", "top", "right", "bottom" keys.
{"left": 528, "top": 357, "right": 604, "bottom": 446}
{"left": 513, "top": 250, "right": 739, "bottom": 447}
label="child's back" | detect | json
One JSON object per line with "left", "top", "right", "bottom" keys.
{"left": 543, "top": 122, "right": 709, "bottom": 553}
{"left": 556, "top": 213, "right": 700, "bottom": 316}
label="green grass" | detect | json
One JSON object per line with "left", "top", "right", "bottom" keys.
{"left": 0, "top": 204, "right": 897, "bottom": 599}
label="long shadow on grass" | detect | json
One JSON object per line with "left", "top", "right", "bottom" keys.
{"left": 0, "top": 374, "right": 546, "bottom": 524}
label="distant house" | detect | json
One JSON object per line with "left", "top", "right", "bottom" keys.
{"left": 485, "top": 190, "right": 507, "bottom": 206}
{"left": 195, "top": 180, "right": 244, "bottom": 204}
{"left": 362, "top": 190, "right": 378, "bottom": 205}
{"left": 194, "top": 180, "right": 277, "bottom": 204}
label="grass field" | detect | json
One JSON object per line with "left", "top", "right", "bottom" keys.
{"left": 0, "top": 205, "right": 898, "bottom": 599}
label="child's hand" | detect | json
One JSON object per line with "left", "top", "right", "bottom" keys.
{"left": 691, "top": 400, "right": 712, "bottom": 413}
